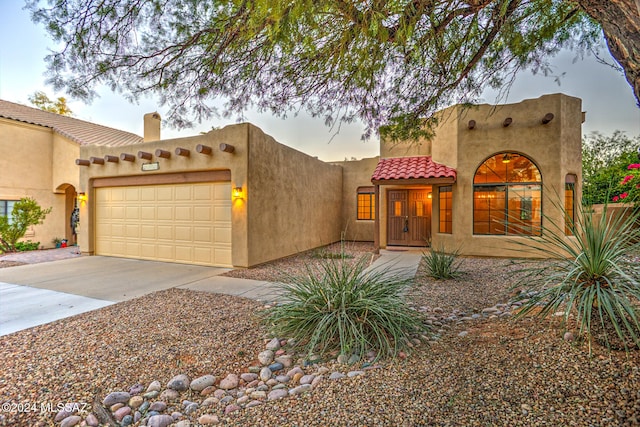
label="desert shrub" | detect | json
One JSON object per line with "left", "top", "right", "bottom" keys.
{"left": 422, "top": 244, "right": 462, "bottom": 279}
{"left": 513, "top": 202, "right": 640, "bottom": 352}
{"left": 0, "top": 197, "right": 51, "bottom": 253}
{"left": 263, "top": 256, "right": 428, "bottom": 361}
{"left": 14, "top": 240, "right": 40, "bottom": 251}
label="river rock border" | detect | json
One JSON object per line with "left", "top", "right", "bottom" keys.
{"left": 53, "top": 294, "right": 544, "bottom": 427}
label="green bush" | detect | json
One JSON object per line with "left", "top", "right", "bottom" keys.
{"left": 263, "top": 256, "right": 428, "bottom": 361}
{"left": 0, "top": 197, "right": 51, "bottom": 253}
{"left": 422, "top": 244, "right": 462, "bottom": 279}
{"left": 513, "top": 202, "right": 640, "bottom": 352}
{"left": 15, "top": 241, "right": 40, "bottom": 252}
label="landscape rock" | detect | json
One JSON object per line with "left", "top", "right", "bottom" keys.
{"left": 147, "top": 414, "right": 175, "bottom": 427}
{"left": 190, "top": 375, "right": 216, "bottom": 391}
{"left": 167, "top": 374, "right": 190, "bottom": 391}
{"left": 258, "top": 350, "right": 275, "bottom": 366}
{"left": 60, "top": 416, "right": 81, "bottom": 427}
{"left": 102, "top": 392, "right": 130, "bottom": 407}
{"left": 198, "top": 414, "right": 220, "bottom": 425}
{"left": 219, "top": 374, "right": 239, "bottom": 390}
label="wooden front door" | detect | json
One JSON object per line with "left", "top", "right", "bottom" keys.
{"left": 387, "top": 189, "right": 431, "bottom": 246}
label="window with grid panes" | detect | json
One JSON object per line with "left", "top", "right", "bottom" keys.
{"left": 439, "top": 186, "right": 452, "bottom": 233}
{"left": 356, "top": 187, "right": 375, "bottom": 220}
{"left": 473, "top": 153, "right": 542, "bottom": 236}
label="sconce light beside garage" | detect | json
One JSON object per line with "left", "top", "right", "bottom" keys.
{"left": 77, "top": 192, "right": 88, "bottom": 205}
{"left": 233, "top": 186, "right": 244, "bottom": 199}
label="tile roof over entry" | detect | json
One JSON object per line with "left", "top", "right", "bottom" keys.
{"left": 0, "top": 99, "right": 143, "bottom": 146}
{"left": 371, "top": 156, "right": 457, "bottom": 183}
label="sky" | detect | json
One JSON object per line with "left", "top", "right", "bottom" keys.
{"left": 0, "top": 2, "right": 638, "bottom": 162}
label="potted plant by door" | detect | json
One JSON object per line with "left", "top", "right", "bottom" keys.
{"left": 52, "top": 237, "right": 62, "bottom": 248}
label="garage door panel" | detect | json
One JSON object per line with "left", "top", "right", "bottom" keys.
{"left": 141, "top": 187, "right": 155, "bottom": 201}
{"left": 194, "top": 227, "right": 211, "bottom": 242}
{"left": 157, "top": 206, "right": 173, "bottom": 220}
{"left": 175, "top": 246, "right": 193, "bottom": 261}
{"left": 214, "top": 185, "right": 229, "bottom": 200}
{"left": 140, "top": 244, "right": 156, "bottom": 258}
{"left": 140, "top": 225, "right": 156, "bottom": 239}
{"left": 215, "top": 249, "right": 232, "bottom": 266}
{"left": 96, "top": 182, "right": 232, "bottom": 267}
{"left": 175, "top": 206, "right": 192, "bottom": 220}
{"left": 214, "top": 207, "right": 231, "bottom": 221}
{"left": 194, "top": 206, "right": 212, "bottom": 221}
{"left": 126, "top": 206, "right": 140, "bottom": 220}
{"left": 125, "top": 224, "right": 139, "bottom": 238}
{"left": 125, "top": 188, "right": 139, "bottom": 201}
{"left": 110, "top": 188, "right": 125, "bottom": 201}
{"left": 111, "top": 223, "right": 125, "bottom": 235}
{"left": 215, "top": 228, "right": 231, "bottom": 243}
{"left": 175, "top": 186, "right": 192, "bottom": 200}
{"left": 111, "top": 206, "right": 125, "bottom": 219}
{"left": 141, "top": 206, "right": 155, "bottom": 220}
{"left": 174, "top": 226, "right": 192, "bottom": 241}
{"left": 194, "top": 185, "right": 212, "bottom": 200}
{"left": 157, "top": 187, "right": 173, "bottom": 200}
{"left": 157, "top": 225, "right": 173, "bottom": 240}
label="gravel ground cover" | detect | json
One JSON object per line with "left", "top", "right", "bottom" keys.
{"left": 1, "top": 247, "right": 639, "bottom": 426}
{"left": 222, "top": 242, "right": 379, "bottom": 282}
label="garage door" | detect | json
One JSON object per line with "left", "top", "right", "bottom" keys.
{"left": 95, "top": 182, "right": 232, "bottom": 267}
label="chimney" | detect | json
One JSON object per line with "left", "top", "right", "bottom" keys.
{"left": 143, "top": 112, "right": 161, "bottom": 142}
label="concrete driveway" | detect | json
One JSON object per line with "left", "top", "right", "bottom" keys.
{"left": 0, "top": 256, "right": 277, "bottom": 336}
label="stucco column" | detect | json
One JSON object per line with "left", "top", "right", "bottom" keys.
{"left": 374, "top": 184, "right": 380, "bottom": 253}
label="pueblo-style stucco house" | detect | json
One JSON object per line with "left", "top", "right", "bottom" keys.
{"left": 0, "top": 99, "right": 143, "bottom": 247}
{"left": 0, "top": 93, "right": 583, "bottom": 267}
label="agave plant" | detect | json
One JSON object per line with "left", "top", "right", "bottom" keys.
{"left": 513, "top": 201, "right": 640, "bottom": 352}
{"left": 263, "top": 255, "right": 427, "bottom": 361}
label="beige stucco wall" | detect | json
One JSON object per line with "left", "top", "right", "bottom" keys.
{"left": 246, "top": 126, "right": 343, "bottom": 266}
{"left": 331, "top": 156, "right": 379, "bottom": 242}
{"left": 0, "top": 118, "right": 80, "bottom": 249}
{"left": 78, "top": 123, "right": 343, "bottom": 267}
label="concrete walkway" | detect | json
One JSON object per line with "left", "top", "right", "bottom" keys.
{"left": 0, "top": 248, "right": 423, "bottom": 336}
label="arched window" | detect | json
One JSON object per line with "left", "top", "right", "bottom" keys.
{"left": 473, "top": 152, "right": 542, "bottom": 236}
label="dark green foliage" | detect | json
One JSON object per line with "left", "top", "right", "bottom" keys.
{"left": 27, "top": 0, "right": 600, "bottom": 140}
{"left": 263, "top": 256, "right": 428, "bottom": 361}
{"left": 582, "top": 131, "right": 640, "bottom": 206}
{"left": 0, "top": 197, "right": 52, "bottom": 253}
{"left": 15, "top": 241, "right": 40, "bottom": 252}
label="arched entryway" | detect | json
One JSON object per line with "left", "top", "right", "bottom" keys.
{"left": 56, "top": 184, "right": 79, "bottom": 245}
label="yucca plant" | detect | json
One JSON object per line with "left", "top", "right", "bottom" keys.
{"left": 513, "top": 200, "right": 640, "bottom": 352}
{"left": 263, "top": 255, "right": 428, "bottom": 361}
{"left": 422, "top": 243, "right": 462, "bottom": 279}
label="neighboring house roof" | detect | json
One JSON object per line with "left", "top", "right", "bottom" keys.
{"left": 371, "top": 156, "right": 457, "bottom": 183}
{"left": 0, "top": 99, "right": 142, "bottom": 146}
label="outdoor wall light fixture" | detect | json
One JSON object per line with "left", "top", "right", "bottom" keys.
{"left": 77, "top": 192, "right": 88, "bottom": 205}
{"left": 233, "top": 187, "right": 244, "bottom": 199}
{"left": 427, "top": 192, "right": 432, "bottom": 199}
{"left": 502, "top": 153, "right": 512, "bottom": 164}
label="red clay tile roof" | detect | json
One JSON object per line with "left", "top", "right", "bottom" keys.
{"left": 371, "top": 156, "right": 457, "bottom": 182}
{"left": 0, "top": 99, "right": 143, "bottom": 146}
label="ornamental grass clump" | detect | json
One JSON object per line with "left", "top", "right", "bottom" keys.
{"left": 263, "top": 255, "right": 427, "bottom": 361}
{"left": 513, "top": 201, "right": 640, "bottom": 353}
{"left": 422, "top": 244, "right": 462, "bottom": 280}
